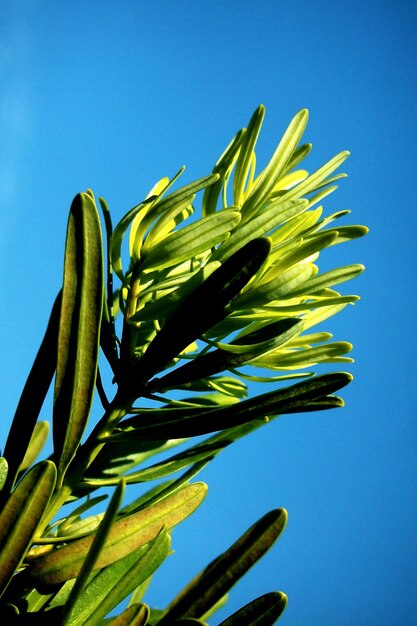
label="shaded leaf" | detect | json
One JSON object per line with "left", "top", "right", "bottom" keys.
{"left": 124, "top": 238, "right": 271, "bottom": 394}
{"left": 107, "top": 603, "right": 150, "bottom": 626}
{"left": 218, "top": 591, "right": 287, "bottom": 625}
{"left": 128, "top": 373, "right": 352, "bottom": 439}
{"left": 159, "top": 509, "right": 287, "bottom": 622}
{"left": 2, "top": 293, "right": 60, "bottom": 496}
{"left": 151, "top": 319, "right": 303, "bottom": 391}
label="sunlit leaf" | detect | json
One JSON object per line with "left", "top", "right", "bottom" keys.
{"left": 53, "top": 193, "right": 104, "bottom": 485}
{"left": 0, "top": 460, "right": 57, "bottom": 597}
{"left": 27, "top": 482, "right": 207, "bottom": 586}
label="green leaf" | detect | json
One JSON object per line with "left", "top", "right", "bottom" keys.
{"left": 27, "top": 482, "right": 207, "bottom": 586}
{"left": 0, "top": 458, "right": 8, "bottom": 492}
{"left": 283, "top": 395, "right": 345, "bottom": 412}
{"left": 142, "top": 195, "right": 195, "bottom": 250}
{"left": 152, "top": 173, "right": 220, "bottom": 218}
{"left": 19, "top": 420, "right": 50, "bottom": 472}
{"left": 125, "top": 238, "right": 271, "bottom": 393}
{"left": 84, "top": 418, "right": 268, "bottom": 487}
{"left": 159, "top": 509, "right": 287, "bottom": 622}
{"left": 107, "top": 603, "right": 150, "bottom": 626}
{"left": 130, "top": 261, "right": 221, "bottom": 323}
{"left": 0, "top": 460, "right": 57, "bottom": 597}
{"left": 233, "top": 104, "right": 265, "bottom": 206}
{"left": 281, "top": 150, "right": 350, "bottom": 202}
{"left": 111, "top": 198, "right": 154, "bottom": 282}
{"left": 218, "top": 591, "right": 288, "bottom": 625}
{"left": 140, "top": 210, "right": 241, "bottom": 272}
{"left": 65, "top": 530, "right": 170, "bottom": 626}
{"left": 53, "top": 192, "right": 104, "bottom": 484}
{"left": 255, "top": 341, "right": 353, "bottom": 369}
{"left": 230, "top": 263, "right": 314, "bottom": 309}
{"left": 2, "top": 293, "right": 60, "bottom": 496}
{"left": 241, "top": 109, "right": 309, "bottom": 220}
{"left": 202, "top": 131, "right": 244, "bottom": 216}
{"left": 211, "top": 198, "right": 308, "bottom": 264}
{"left": 151, "top": 319, "right": 303, "bottom": 390}
{"left": 128, "top": 372, "right": 352, "bottom": 439}
{"left": 58, "top": 495, "right": 109, "bottom": 535}
{"left": 288, "top": 264, "right": 365, "bottom": 297}
{"left": 61, "top": 479, "right": 126, "bottom": 625}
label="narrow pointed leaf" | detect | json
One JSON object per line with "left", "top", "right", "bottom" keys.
{"left": 19, "top": 420, "right": 50, "bottom": 472}
{"left": 128, "top": 372, "right": 352, "bottom": 439}
{"left": 281, "top": 151, "right": 350, "bottom": 202}
{"left": 53, "top": 192, "right": 104, "bottom": 483}
{"left": 288, "top": 264, "right": 365, "bottom": 297}
{"left": 2, "top": 293, "right": 60, "bottom": 496}
{"left": 230, "top": 263, "right": 314, "bottom": 309}
{"left": 60, "top": 479, "right": 126, "bottom": 625}
{"left": 85, "top": 418, "right": 268, "bottom": 486}
{"left": 153, "top": 173, "right": 220, "bottom": 217}
{"left": 241, "top": 109, "right": 308, "bottom": 219}
{"left": 202, "top": 131, "right": 244, "bottom": 216}
{"left": 160, "top": 509, "right": 287, "bottom": 621}
{"left": 27, "top": 482, "right": 207, "bottom": 586}
{"left": 212, "top": 198, "right": 308, "bottom": 264}
{"left": 140, "top": 210, "right": 241, "bottom": 272}
{"left": 233, "top": 104, "right": 265, "bottom": 205}
{"left": 131, "top": 261, "right": 221, "bottom": 323}
{"left": 218, "top": 591, "right": 288, "bottom": 625}
{"left": 65, "top": 529, "right": 170, "bottom": 626}
{"left": 0, "top": 460, "right": 57, "bottom": 597}
{"left": 256, "top": 341, "right": 353, "bottom": 369}
{"left": 151, "top": 319, "right": 303, "bottom": 390}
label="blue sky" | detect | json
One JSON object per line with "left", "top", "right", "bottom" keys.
{"left": 1, "top": 1, "right": 416, "bottom": 624}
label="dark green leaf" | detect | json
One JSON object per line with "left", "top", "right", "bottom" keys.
{"left": 150, "top": 319, "right": 302, "bottom": 391}
{"left": 124, "top": 238, "right": 271, "bottom": 395}
{"left": 128, "top": 372, "right": 353, "bottom": 439}
{"left": 159, "top": 509, "right": 287, "bottom": 622}
{"left": 2, "top": 293, "right": 60, "bottom": 496}
{"left": 218, "top": 591, "right": 287, "bottom": 625}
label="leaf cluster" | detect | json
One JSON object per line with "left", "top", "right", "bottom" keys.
{"left": 0, "top": 106, "right": 366, "bottom": 624}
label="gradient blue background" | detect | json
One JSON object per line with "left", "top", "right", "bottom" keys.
{"left": 1, "top": 1, "right": 416, "bottom": 624}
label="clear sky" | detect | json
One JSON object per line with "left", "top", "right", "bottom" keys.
{"left": 1, "top": 1, "right": 416, "bottom": 625}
